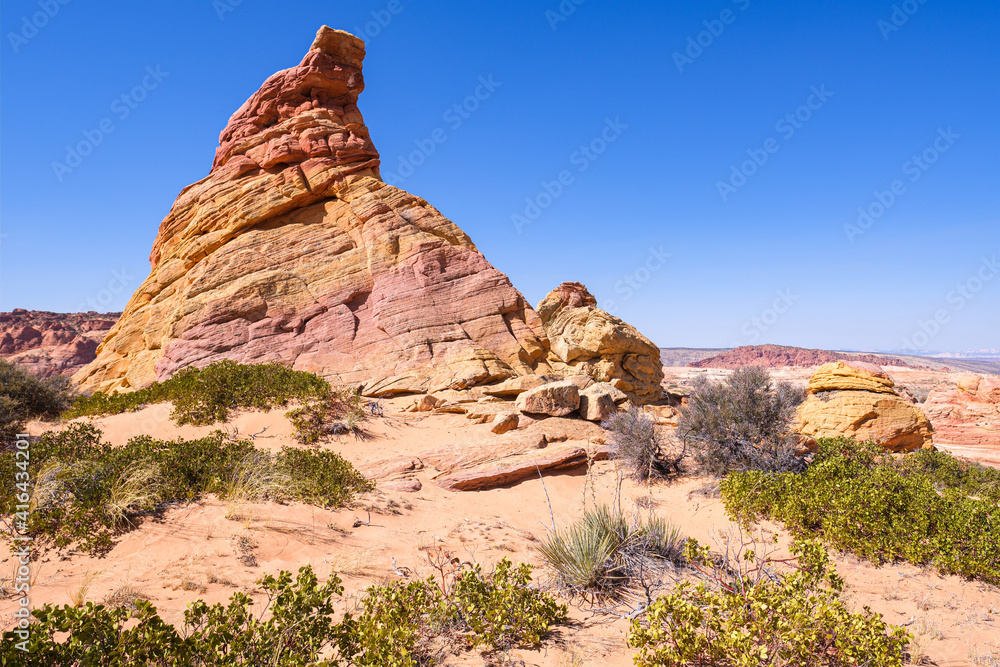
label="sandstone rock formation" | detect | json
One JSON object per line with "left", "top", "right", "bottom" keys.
{"left": 578, "top": 382, "right": 624, "bottom": 422}
{"left": 535, "top": 282, "right": 664, "bottom": 403}
{"left": 74, "top": 28, "right": 552, "bottom": 395}
{"left": 796, "top": 361, "right": 934, "bottom": 452}
{"left": 924, "top": 373, "right": 1000, "bottom": 449}
{"left": 515, "top": 380, "right": 580, "bottom": 417}
{"left": 72, "top": 27, "right": 663, "bottom": 404}
{"left": 1, "top": 310, "right": 119, "bottom": 377}
{"left": 690, "top": 344, "right": 927, "bottom": 370}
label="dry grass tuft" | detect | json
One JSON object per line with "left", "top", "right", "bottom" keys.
{"left": 67, "top": 570, "right": 100, "bottom": 607}
{"left": 103, "top": 584, "right": 149, "bottom": 610}
{"left": 106, "top": 461, "right": 162, "bottom": 528}
{"left": 223, "top": 452, "right": 293, "bottom": 520}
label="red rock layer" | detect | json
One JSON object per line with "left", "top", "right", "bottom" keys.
{"left": 0, "top": 310, "right": 119, "bottom": 377}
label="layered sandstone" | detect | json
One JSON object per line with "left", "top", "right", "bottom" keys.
{"left": 74, "top": 28, "right": 554, "bottom": 394}
{"left": 795, "top": 361, "right": 934, "bottom": 452}
{"left": 924, "top": 373, "right": 1000, "bottom": 449}
{"left": 535, "top": 282, "right": 664, "bottom": 403}
{"left": 1, "top": 310, "right": 119, "bottom": 377}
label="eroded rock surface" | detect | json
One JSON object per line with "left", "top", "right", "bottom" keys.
{"left": 1, "top": 310, "right": 119, "bottom": 378}
{"left": 535, "top": 282, "right": 664, "bottom": 404}
{"left": 924, "top": 373, "right": 1000, "bottom": 449}
{"left": 74, "top": 28, "right": 551, "bottom": 394}
{"left": 796, "top": 361, "right": 934, "bottom": 452}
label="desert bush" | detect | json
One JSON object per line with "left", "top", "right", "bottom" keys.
{"left": 0, "top": 360, "right": 75, "bottom": 446}
{"left": 63, "top": 359, "right": 331, "bottom": 425}
{"left": 628, "top": 537, "right": 910, "bottom": 667}
{"left": 721, "top": 437, "right": 1000, "bottom": 584}
{"left": 349, "top": 558, "right": 566, "bottom": 665}
{"left": 0, "top": 424, "right": 372, "bottom": 554}
{"left": 285, "top": 388, "right": 367, "bottom": 444}
{"left": 538, "top": 505, "right": 685, "bottom": 599}
{"left": 3, "top": 561, "right": 566, "bottom": 666}
{"left": 678, "top": 366, "right": 806, "bottom": 475}
{"left": 602, "top": 407, "right": 682, "bottom": 480}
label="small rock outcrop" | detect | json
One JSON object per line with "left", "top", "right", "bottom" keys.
{"left": 515, "top": 380, "right": 581, "bottom": 417}
{"left": 795, "top": 361, "right": 934, "bottom": 452}
{"left": 924, "top": 373, "right": 1000, "bottom": 449}
{"left": 535, "top": 282, "right": 664, "bottom": 404}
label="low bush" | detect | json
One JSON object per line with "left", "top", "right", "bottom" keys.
{"left": 0, "top": 360, "right": 75, "bottom": 447}
{"left": 602, "top": 408, "right": 682, "bottom": 480}
{"left": 678, "top": 366, "right": 806, "bottom": 475}
{"left": 721, "top": 437, "right": 1000, "bottom": 584}
{"left": 3, "top": 560, "right": 566, "bottom": 666}
{"left": 285, "top": 388, "right": 367, "bottom": 444}
{"left": 538, "top": 505, "right": 685, "bottom": 599}
{"left": 629, "top": 538, "right": 910, "bottom": 667}
{"left": 63, "top": 359, "right": 331, "bottom": 425}
{"left": 0, "top": 424, "right": 373, "bottom": 554}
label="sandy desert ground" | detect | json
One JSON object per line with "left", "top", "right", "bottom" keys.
{"left": 3, "top": 390, "right": 998, "bottom": 666}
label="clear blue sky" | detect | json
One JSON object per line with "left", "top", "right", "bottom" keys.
{"left": 2, "top": 0, "right": 997, "bottom": 353}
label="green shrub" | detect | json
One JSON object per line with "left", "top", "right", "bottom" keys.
{"left": 721, "top": 437, "right": 1000, "bottom": 584}
{"left": 63, "top": 360, "right": 331, "bottom": 425}
{"left": 678, "top": 366, "right": 806, "bottom": 475}
{"left": 538, "top": 505, "right": 685, "bottom": 599}
{"left": 285, "top": 389, "right": 367, "bottom": 444}
{"left": 349, "top": 559, "right": 567, "bottom": 665}
{"left": 0, "top": 360, "right": 75, "bottom": 446}
{"left": 629, "top": 538, "right": 910, "bottom": 667}
{"left": 2, "top": 561, "right": 566, "bottom": 666}
{"left": 0, "top": 424, "right": 372, "bottom": 554}
{"left": 602, "top": 408, "right": 683, "bottom": 480}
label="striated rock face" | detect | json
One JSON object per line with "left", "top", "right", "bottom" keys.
{"left": 536, "top": 282, "right": 664, "bottom": 403}
{"left": 690, "top": 344, "right": 927, "bottom": 370}
{"left": 1, "top": 310, "right": 119, "bottom": 378}
{"left": 74, "top": 27, "right": 554, "bottom": 394}
{"left": 924, "top": 373, "right": 1000, "bottom": 449}
{"left": 795, "top": 361, "right": 934, "bottom": 452}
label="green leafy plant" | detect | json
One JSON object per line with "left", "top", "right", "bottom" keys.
{"left": 721, "top": 437, "right": 1000, "bottom": 584}
{"left": 0, "top": 359, "right": 75, "bottom": 446}
{"left": 678, "top": 366, "right": 806, "bottom": 475}
{"left": 0, "top": 424, "right": 372, "bottom": 554}
{"left": 63, "top": 360, "right": 331, "bottom": 425}
{"left": 628, "top": 538, "right": 910, "bottom": 667}
{"left": 2, "top": 561, "right": 566, "bottom": 667}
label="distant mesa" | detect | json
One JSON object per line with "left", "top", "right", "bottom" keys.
{"left": 69, "top": 27, "right": 661, "bottom": 403}
{"left": 689, "top": 344, "right": 928, "bottom": 370}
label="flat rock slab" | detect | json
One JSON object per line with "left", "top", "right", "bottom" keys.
{"left": 433, "top": 442, "right": 614, "bottom": 492}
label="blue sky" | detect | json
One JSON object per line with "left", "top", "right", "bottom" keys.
{"left": 1, "top": 0, "right": 997, "bottom": 353}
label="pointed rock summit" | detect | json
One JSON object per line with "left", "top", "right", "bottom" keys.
{"left": 75, "top": 27, "right": 662, "bottom": 403}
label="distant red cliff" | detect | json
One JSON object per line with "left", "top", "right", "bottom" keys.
{"left": 688, "top": 344, "right": 928, "bottom": 370}
{"left": 0, "top": 309, "right": 119, "bottom": 378}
